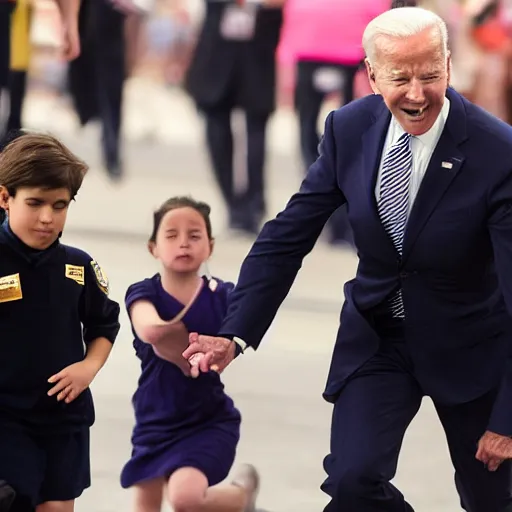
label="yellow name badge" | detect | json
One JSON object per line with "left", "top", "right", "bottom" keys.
{"left": 0, "top": 273, "right": 23, "bottom": 303}
{"left": 65, "top": 264, "right": 85, "bottom": 286}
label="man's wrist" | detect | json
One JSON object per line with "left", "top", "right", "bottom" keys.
{"left": 233, "top": 336, "right": 247, "bottom": 353}
{"left": 223, "top": 335, "right": 247, "bottom": 356}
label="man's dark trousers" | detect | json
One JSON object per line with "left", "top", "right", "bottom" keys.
{"left": 321, "top": 317, "right": 512, "bottom": 512}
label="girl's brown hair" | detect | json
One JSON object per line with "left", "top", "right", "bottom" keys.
{"left": 149, "top": 196, "right": 213, "bottom": 243}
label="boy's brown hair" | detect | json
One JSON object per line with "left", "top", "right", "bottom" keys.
{"left": 0, "top": 132, "right": 89, "bottom": 199}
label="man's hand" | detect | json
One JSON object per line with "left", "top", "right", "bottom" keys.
{"left": 183, "top": 333, "right": 235, "bottom": 378}
{"left": 476, "top": 430, "right": 512, "bottom": 471}
{"left": 47, "top": 361, "right": 99, "bottom": 403}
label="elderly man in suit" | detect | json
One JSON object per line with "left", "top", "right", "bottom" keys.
{"left": 184, "top": 7, "right": 512, "bottom": 512}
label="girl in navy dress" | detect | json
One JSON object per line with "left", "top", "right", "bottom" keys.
{"left": 121, "top": 196, "right": 259, "bottom": 512}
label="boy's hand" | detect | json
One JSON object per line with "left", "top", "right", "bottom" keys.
{"left": 47, "top": 361, "right": 99, "bottom": 403}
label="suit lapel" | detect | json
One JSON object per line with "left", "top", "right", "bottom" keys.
{"left": 361, "top": 102, "right": 398, "bottom": 257}
{"left": 401, "top": 89, "right": 468, "bottom": 262}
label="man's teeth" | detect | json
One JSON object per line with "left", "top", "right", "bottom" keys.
{"left": 404, "top": 107, "right": 426, "bottom": 116}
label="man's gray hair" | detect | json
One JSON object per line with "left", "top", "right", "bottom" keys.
{"left": 362, "top": 7, "right": 449, "bottom": 66}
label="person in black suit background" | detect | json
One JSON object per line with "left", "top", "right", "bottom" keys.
{"left": 0, "top": 1, "right": 15, "bottom": 102}
{"left": 67, "top": 0, "right": 127, "bottom": 180}
{"left": 186, "top": 0, "right": 284, "bottom": 235}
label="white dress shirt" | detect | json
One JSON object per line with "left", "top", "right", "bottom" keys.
{"left": 375, "top": 98, "right": 451, "bottom": 213}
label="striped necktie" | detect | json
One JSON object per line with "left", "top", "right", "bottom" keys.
{"left": 377, "top": 132, "right": 413, "bottom": 318}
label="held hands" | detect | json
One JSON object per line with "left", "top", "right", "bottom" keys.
{"left": 476, "top": 431, "right": 512, "bottom": 471}
{"left": 182, "top": 333, "right": 235, "bottom": 378}
{"left": 47, "top": 361, "right": 99, "bottom": 404}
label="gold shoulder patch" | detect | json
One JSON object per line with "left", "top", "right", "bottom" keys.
{"left": 90, "top": 260, "right": 109, "bottom": 295}
{"left": 0, "top": 273, "right": 22, "bottom": 303}
{"left": 65, "top": 264, "right": 85, "bottom": 285}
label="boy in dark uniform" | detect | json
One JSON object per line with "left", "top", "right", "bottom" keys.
{"left": 0, "top": 132, "right": 120, "bottom": 512}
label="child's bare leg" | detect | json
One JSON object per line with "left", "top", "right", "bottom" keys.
{"left": 36, "top": 500, "right": 74, "bottom": 512}
{"left": 167, "top": 465, "right": 259, "bottom": 512}
{"left": 134, "top": 478, "right": 165, "bottom": 512}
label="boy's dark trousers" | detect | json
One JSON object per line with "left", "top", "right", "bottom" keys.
{"left": 0, "top": 480, "right": 15, "bottom": 512}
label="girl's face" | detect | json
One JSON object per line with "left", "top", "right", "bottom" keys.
{"left": 150, "top": 207, "right": 212, "bottom": 274}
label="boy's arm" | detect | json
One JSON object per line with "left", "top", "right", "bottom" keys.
{"left": 81, "top": 259, "right": 120, "bottom": 348}
{"left": 48, "top": 336, "right": 113, "bottom": 403}
{"left": 47, "top": 258, "right": 120, "bottom": 403}
{"left": 83, "top": 336, "right": 114, "bottom": 375}
{"left": 48, "top": 336, "right": 113, "bottom": 402}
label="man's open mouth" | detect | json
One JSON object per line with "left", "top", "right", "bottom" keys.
{"left": 402, "top": 106, "right": 428, "bottom": 117}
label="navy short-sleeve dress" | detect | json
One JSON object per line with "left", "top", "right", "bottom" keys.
{"left": 120, "top": 275, "right": 241, "bottom": 489}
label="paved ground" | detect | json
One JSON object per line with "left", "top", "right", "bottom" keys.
{"left": 19, "top": 82, "right": 463, "bottom": 511}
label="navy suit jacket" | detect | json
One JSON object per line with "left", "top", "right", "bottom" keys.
{"left": 219, "top": 88, "right": 512, "bottom": 435}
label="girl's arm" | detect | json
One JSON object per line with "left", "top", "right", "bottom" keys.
{"left": 129, "top": 300, "right": 185, "bottom": 345}
{"left": 130, "top": 300, "right": 191, "bottom": 373}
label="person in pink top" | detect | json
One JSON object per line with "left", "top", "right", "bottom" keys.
{"left": 277, "top": 0, "right": 390, "bottom": 247}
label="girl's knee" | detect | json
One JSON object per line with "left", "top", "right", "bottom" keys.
{"left": 36, "top": 501, "right": 74, "bottom": 512}
{"left": 134, "top": 479, "right": 165, "bottom": 512}
{"left": 168, "top": 491, "right": 204, "bottom": 512}
{"left": 167, "top": 468, "right": 208, "bottom": 512}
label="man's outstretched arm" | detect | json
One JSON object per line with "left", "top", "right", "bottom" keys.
{"left": 183, "top": 111, "right": 346, "bottom": 373}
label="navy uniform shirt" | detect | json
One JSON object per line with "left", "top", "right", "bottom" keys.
{"left": 0, "top": 219, "right": 120, "bottom": 432}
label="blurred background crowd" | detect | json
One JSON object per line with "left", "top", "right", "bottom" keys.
{"left": 1, "top": 4, "right": 509, "bottom": 509}
{"left": 2, "top": 0, "right": 512, "bottom": 244}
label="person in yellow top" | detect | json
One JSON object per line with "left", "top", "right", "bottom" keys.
{"left": 0, "top": 0, "right": 81, "bottom": 133}
{"left": 6, "top": 0, "right": 32, "bottom": 133}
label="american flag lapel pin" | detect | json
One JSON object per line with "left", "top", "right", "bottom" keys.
{"left": 441, "top": 161, "right": 453, "bottom": 169}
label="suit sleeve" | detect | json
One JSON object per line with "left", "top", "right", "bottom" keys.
{"left": 487, "top": 170, "right": 512, "bottom": 435}
{"left": 219, "top": 111, "right": 345, "bottom": 348}
{"left": 80, "top": 258, "right": 121, "bottom": 345}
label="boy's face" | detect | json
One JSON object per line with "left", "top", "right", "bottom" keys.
{"left": 0, "top": 186, "right": 71, "bottom": 249}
